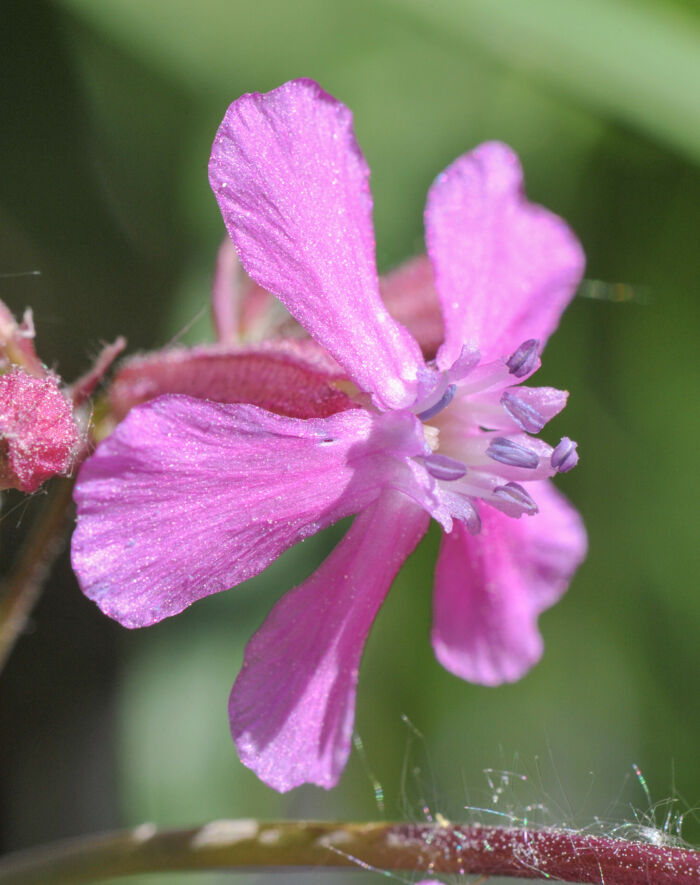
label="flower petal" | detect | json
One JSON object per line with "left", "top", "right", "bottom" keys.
{"left": 209, "top": 78, "right": 425, "bottom": 409}
{"left": 425, "top": 142, "right": 585, "bottom": 368}
{"left": 211, "top": 238, "right": 282, "bottom": 345}
{"left": 379, "top": 255, "right": 444, "bottom": 359}
{"left": 230, "top": 491, "right": 429, "bottom": 791}
{"left": 211, "top": 237, "right": 241, "bottom": 344}
{"left": 431, "top": 480, "right": 586, "bottom": 685}
{"left": 515, "top": 480, "right": 588, "bottom": 611}
{"left": 72, "top": 397, "right": 427, "bottom": 628}
{"left": 108, "top": 341, "right": 354, "bottom": 422}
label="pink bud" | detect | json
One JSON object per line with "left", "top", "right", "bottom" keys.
{"left": 0, "top": 368, "right": 83, "bottom": 492}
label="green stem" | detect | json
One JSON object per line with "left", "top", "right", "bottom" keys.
{"left": 0, "top": 476, "right": 75, "bottom": 672}
{"left": 0, "top": 820, "right": 697, "bottom": 885}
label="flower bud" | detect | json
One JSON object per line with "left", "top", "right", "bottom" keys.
{"left": 0, "top": 368, "right": 82, "bottom": 492}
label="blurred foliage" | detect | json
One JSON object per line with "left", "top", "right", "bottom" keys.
{"left": 0, "top": 1, "right": 698, "bottom": 882}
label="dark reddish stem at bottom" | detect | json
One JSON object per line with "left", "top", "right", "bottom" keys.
{"left": 0, "top": 820, "right": 696, "bottom": 885}
{"left": 0, "top": 476, "right": 76, "bottom": 671}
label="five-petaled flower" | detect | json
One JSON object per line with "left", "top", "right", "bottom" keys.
{"left": 71, "top": 79, "right": 587, "bottom": 792}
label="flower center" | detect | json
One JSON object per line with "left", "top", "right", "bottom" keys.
{"left": 411, "top": 339, "right": 577, "bottom": 534}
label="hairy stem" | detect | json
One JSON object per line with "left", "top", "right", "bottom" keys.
{"left": 0, "top": 476, "right": 75, "bottom": 671}
{"left": 0, "top": 820, "right": 696, "bottom": 885}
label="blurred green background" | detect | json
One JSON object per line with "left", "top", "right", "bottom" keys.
{"left": 0, "top": 1, "right": 698, "bottom": 882}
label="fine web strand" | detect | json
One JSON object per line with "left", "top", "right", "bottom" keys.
{"left": 332, "top": 720, "right": 698, "bottom": 884}
{"left": 354, "top": 731, "right": 386, "bottom": 816}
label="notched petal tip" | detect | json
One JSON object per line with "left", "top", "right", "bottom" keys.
{"left": 426, "top": 141, "right": 585, "bottom": 366}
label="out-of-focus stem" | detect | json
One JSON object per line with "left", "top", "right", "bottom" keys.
{"left": 0, "top": 820, "right": 697, "bottom": 885}
{"left": 0, "top": 476, "right": 75, "bottom": 671}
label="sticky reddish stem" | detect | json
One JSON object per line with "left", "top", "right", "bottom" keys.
{"left": 0, "top": 820, "right": 696, "bottom": 885}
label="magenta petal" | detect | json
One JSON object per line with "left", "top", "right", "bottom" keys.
{"left": 209, "top": 79, "right": 424, "bottom": 409}
{"left": 229, "top": 491, "right": 429, "bottom": 791}
{"left": 211, "top": 237, "right": 241, "bottom": 344}
{"left": 379, "top": 255, "right": 444, "bottom": 359}
{"left": 211, "top": 238, "right": 280, "bottom": 344}
{"left": 515, "top": 480, "right": 588, "bottom": 611}
{"left": 72, "top": 397, "right": 425, "bottom": 628}
{"left": 425, "top": 142, "right": 585, "bottom": 367}
{"left": 432, "top": 481, "right": 586, "bottom": 685}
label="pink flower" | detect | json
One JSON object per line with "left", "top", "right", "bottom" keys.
{"left": 71, "top": 80, "right": 587, "bottom": 792}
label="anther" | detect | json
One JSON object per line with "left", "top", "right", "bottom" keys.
{"left": 551, "top": 437, "right": 579, "bottom": 473}
{"left": 455, "top": 498, "right": 482, "bottom": 534}
{"left": 492, "top": 482, "right": 538, "bottom": 516}
{"left": 417, "top": 384, "right": 456, "bottom": 421}
{"left": 487, "top": 437, "right": 540, "bottom": 469}
{"left": 501, "top": 391, "right": 545, "bottom": 433}
{"left": 463, "top": 503, "right": 482, "bottom": 535}
{"left": 447, "top": 344, "right": 481, "bottom": 382}
{"left": 506, "top": 339, "right": 540, "bottom": 378}
{"left": 422, "top": 453, "right": 468, "bottom": 481}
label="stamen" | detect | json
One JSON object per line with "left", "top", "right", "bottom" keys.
{"left": 492, "top": 482, "right": 538, "bottom": 517}
{"left": 417, "top": 384, "right": 456, "bottom": 421}
{"left": 446, "top": 344, "right": 481, "bottom": 382}
{"left": 551, "top": 436, "right": 579, "bottom": 473}
{"left": 501, "top": 391, "right": 545, "bottom": 433}
{"left": 506, "top": 339, "right": 539, "bottom": 378}
{"left": 422, "top": 453, "right": 468, "bottom": 481}
{"left": 463, "top": 503, "right": 481, "bottom": 535}
{"left": 487, "top": 437, "right": 540, "bottom": 469}
{"left": 452, "top": 496, "right": 481, "bottom": 534}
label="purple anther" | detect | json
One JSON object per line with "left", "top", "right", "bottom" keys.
{"left": 417, "top": 383, "right": 456, "bottom": 421}
{"left": 487, "top": 436, "right": 540, "bottom": 469}
{"left": 422, "top": 453, "right": 468, "bottom": 481}
{"left": 492, "top": 482, "right": 538, "bottom": 517}
{"left": 457, "top": 498, "right": 481, "bottom": 535}
{"left": 447, "top": 344, "right": 481, "bottom": 382}
{"left": 501, "top": 391, "right": 545, "bottom": 433}
{"left": 551, "top": 436, "right": 579, "bottom": 473}
{"left": 506, "top": 339, "right": 540, "bottom": 378}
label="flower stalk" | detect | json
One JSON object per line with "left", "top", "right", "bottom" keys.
{"left": 0, "top": 820, "right": 696, "bottom": 885}
{"left": 0, "top": 476, "right": 76, "bottom": 671}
